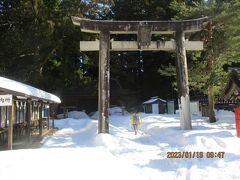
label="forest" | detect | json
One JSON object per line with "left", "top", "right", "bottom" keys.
{"left": 0, "top": 0, "right": 240, "bottom": 119}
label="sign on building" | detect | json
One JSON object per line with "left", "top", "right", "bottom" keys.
{"left": 0, "top": 95, "right": 13, "bottom": 106}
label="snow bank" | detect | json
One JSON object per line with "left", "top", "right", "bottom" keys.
{"left": 94, "top": 133, "right": 119, "bottom": 149}
{"left": 110, "top": 106, "right": 128, "bottom": 115}
{"left": 91, "top": 106, "right": 128, "bottom": 119}
{"left": 91, "top": 111, "right": 98, "bottom": 119}
{"left": 53, "top": 118, "right": 89, "bottom": 129}
{"left": 68, "top": 111, "right": 90, "bottom": 119}
{"left": 57, "top": 111, "right": 90, "bottom": 119}
{"left": 215, "top": 109, "right": 235, "bottom": 123}
{"left": 212, "top": 110, "right": 236, "bottom": 129}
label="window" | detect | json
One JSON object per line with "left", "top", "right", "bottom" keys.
{"left": 15, "top": 101, "right": 25, "bottom": 124}
{"left": 0, "top": 107, "right": 9, "bottom": 127}
{"left": 42, "top": 104, "right": 49, "bottom": 118}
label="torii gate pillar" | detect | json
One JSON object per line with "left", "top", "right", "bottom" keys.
{"left": 98, "top": 31, "right": 110, "bottom": 133}
{"left": 175, "top": 29, "right": 191, "bottom": 129}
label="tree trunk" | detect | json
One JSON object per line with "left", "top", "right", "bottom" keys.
{"left": 207, "top": 19, "right": 216, "bottom": 123}
{"left": 208, "top": 85, "right": 216, "bottom": 123}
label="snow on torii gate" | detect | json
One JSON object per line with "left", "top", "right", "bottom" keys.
{"left": 71, "top": 16, "right": 208, "bottom": 133}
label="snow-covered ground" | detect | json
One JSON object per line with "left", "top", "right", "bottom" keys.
{"left": 0, "top": 110, "right": 240, "bottom": 180}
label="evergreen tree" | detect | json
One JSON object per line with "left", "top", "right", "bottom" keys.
{"left": 0, "top": 0, "right": 101, "bottom": 95}
{"left": 108, "top": 0, "right": 179, "bottom": 108}
{"left": 159, "top": 0, "right": 240, "bottom": 122}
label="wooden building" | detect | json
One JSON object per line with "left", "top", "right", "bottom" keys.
{"left": 222, "top": 68, "right": 240, "bottom": 101}
{"left": 142, "top": 96, "right": 167, "bottom": 114}
{"left": 0, "top": 76, "right": 61, "bottom": 150}
{"left": 197, "top": 68, "right": 240, "bottom": 116}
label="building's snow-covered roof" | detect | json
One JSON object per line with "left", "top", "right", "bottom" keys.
{"left": 0, "top": 76, "right": 61, "bottom": 103}
{"left": 143, "top": 97, "right": 166, "bottom": 104}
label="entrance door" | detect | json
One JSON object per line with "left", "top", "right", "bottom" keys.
{"left": 152, "top": 104, "right": 159, "bottom": 114}
{"left": 167, "top": 101, "right": 175, "bottom": 114}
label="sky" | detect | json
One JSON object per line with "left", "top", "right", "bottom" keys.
{"left": 0, "top": 108, "right": 240, "bottom": 180}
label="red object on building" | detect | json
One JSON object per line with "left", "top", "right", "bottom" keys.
{"left": 234, "top": 107, "right": 240, "bottom": 137}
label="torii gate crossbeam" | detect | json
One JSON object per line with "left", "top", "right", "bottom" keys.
{"left": 71, "top": 17, "right": 208, "bottom": 133}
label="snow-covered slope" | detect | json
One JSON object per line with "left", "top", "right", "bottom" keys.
{"left": 0, "top": 111, "right": 240, "bottom": 180}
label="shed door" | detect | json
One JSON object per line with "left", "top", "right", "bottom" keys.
{"left": 190, "top": 101, "right": 200, "bottom": 116}
{"left": 152, "top": 104, "right": 159, "bottom": 114}
{"left": 167, "top": 101, "right": 175, "bottom": 114}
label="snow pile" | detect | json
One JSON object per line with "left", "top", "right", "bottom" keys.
{"left": 91, "top": 106, "right": 128, "bottom": 119}
{"left": 215, "top": 109, "right": 235, "bottom": 122}
{"left": 53, "top": 118, "right": 89, "bottom": 129}
{"left": 68, "top": 111, "right": 90, "bottom": 119}
{"left": 57, "top": 111, "right": 90, "bottom": 119}
{"left": 91, "top": 111, "right": 98, "bottom": 119}
{"left": 110, "top": 106, "right": 124, "bottom": 115}
{"left": 213, "top": 110, "right": 236, "bottom": 129}
{"left": 94, "top": 133, "right": 119, "bottom": 150}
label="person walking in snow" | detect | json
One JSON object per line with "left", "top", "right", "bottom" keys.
{"left": 130, "top": 112, "right": 141, "bottom": 135}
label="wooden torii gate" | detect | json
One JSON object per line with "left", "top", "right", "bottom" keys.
{"left": 71, "top": 16, "right": 208, "bottom": 133}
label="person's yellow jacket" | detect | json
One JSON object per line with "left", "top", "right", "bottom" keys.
{"left": 130, "top": 113, "right": 141, "bottom": 124}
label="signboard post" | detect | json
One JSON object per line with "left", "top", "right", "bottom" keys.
{"left": 0, "top": 95, "right": 14, "bottom": 150}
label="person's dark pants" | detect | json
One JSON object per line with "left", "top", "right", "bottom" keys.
{"left": 133, "top": 124, "right": 138, "bottom": 135}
